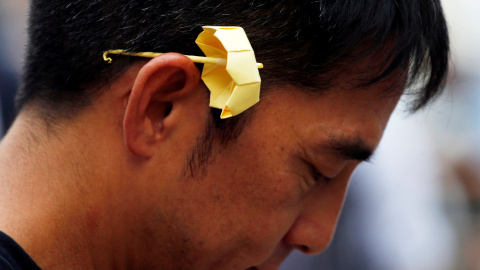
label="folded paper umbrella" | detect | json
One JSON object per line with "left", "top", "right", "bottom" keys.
{"left": 103, "top": 26, "right": 263, "bottom": 119}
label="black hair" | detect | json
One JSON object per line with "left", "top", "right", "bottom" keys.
{"left": 18, "top": 0, "right": 449, "bottom": 123}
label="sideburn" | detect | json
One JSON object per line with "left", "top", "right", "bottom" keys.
{"left": 182, "top": 107, "right": 255, "bottom": 181}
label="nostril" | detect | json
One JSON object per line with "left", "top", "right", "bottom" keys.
{"left": 299, "top": 245, "right": 309, "bottom": 252}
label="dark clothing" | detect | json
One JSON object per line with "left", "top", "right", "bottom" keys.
{"left": 0, "top": 231, "right": 41, "bottom": 270}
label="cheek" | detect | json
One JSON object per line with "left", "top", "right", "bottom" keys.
{"left": 158, "top": 125, "right": 304, "bottom": 264}
{"left": 188, "top": 164, "right": 299, "bottom": 245}
{"left": 222, "top": 172, "right": 304, "bottom": 249}
{"left": 157, "top": 175, "right": 298, "bottom": 269}
{"left": 213, "top": 137, "right": 305, "bottom": 234}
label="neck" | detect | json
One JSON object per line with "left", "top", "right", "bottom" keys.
{"left": 0, "top": 111, "right": 132, "bottom": 269}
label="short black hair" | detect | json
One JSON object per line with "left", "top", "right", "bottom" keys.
{"left": 18, "top": 0, "right": 449, "bottom": 120}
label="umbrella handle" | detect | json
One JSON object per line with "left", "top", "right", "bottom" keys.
{"left": 103, "top": 50, "right": 263, "bottom": 69}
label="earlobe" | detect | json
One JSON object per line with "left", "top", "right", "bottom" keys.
{"left": 123, "top": 53, "right": 201, "bottom": 157}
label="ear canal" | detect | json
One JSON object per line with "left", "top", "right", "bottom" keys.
{"left": 165, "top": 104, "right": 172, "bottom": 117}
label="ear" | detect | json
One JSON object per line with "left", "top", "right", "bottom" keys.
{"left": 124, "top": 53, "right": 203, "bottom": 157}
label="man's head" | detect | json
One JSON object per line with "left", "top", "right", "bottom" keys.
{"left": 19, "top": 0, "right": 448, "bottom": 118}
{"left": 5, "top": 0, "right": 448, "bottom": 269}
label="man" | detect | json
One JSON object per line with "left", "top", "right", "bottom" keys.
{"left": 0, "top": 1, "right": 448, "bottom": 269}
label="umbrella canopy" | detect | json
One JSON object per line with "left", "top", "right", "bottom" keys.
{"left": 103, "top": 26, "right": 263, "bottom": 119}
{"left": 195, "top": 26, "right": 262, "bottom": 119}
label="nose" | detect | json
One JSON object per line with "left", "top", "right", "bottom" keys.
{"left": 282, "top": 214, "right": 339, "bottom": 254}
{"left": 283, "top": 167, "right": 353, "bottom": 254}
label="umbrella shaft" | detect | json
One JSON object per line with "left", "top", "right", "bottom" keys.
{"left": 104, "top": 50, "right": 263, "bottom": 68}
{"left": 187, "top": 55, "right": 227, "bottom": 66}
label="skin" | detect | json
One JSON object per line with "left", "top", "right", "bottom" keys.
{"left": 0, "top": 53, "right": 402, "bottom": 270}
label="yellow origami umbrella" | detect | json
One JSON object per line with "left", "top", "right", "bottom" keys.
{"left": 103, "top": 26, "right": 263, "bottom": 119}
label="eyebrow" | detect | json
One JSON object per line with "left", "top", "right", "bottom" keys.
{"left": 324, "top": 134, "right": 375, "bottom": 162}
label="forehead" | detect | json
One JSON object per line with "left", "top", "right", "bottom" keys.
{"left": 256, "top": 67, "right": 405, "bottom": 155}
